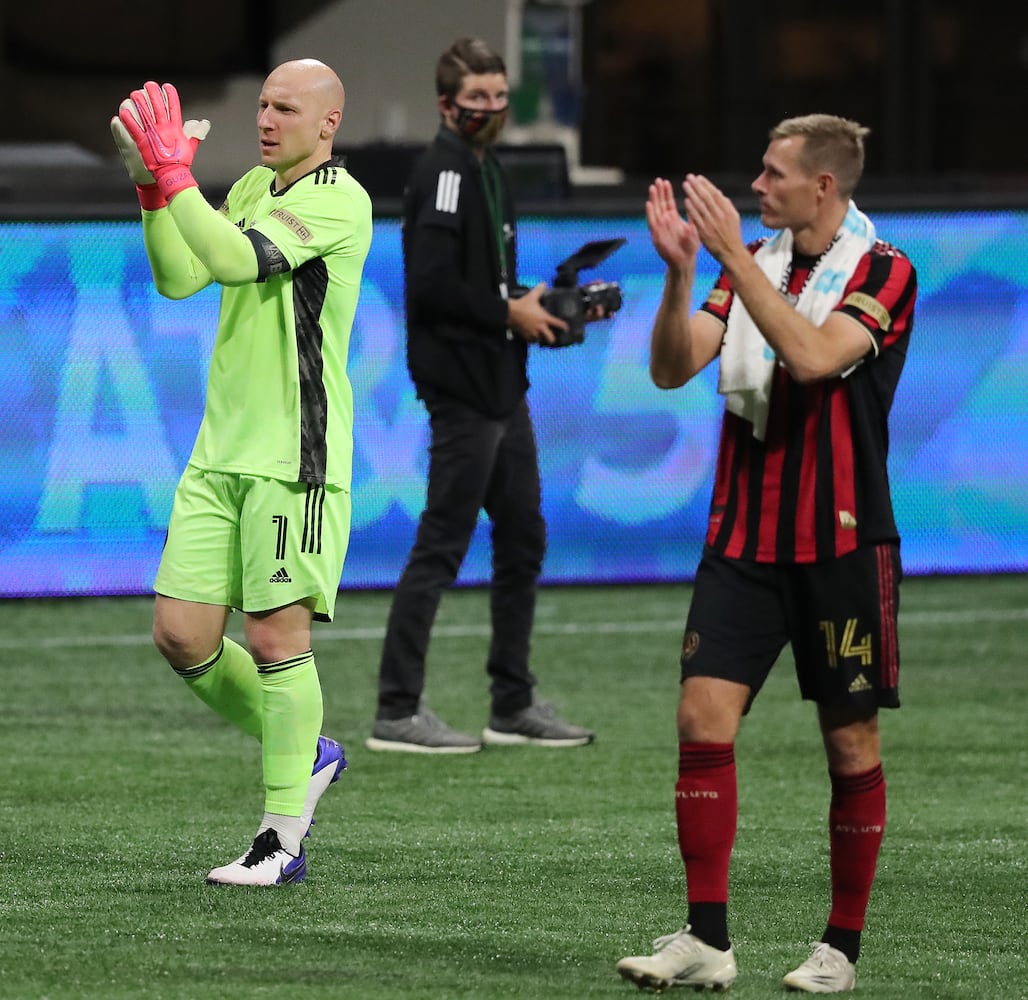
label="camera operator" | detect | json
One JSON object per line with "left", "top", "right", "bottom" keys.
{"left": 366, "top": 36, "right": 594, "bottom": 753}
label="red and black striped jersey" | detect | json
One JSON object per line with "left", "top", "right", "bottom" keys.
{"left": 699, "top": 238, "right": 917, "bottom": 564}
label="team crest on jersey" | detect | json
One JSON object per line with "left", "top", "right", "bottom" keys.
{"left": 269, "top": 208, "right": 313, "bottom": 243}
{"left": 681, "top": 629, "right": 700, "bottom": 661}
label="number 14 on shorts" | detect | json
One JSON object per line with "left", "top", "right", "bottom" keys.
{"left": 818, "top": 618, "right": 872, "bottom": 668}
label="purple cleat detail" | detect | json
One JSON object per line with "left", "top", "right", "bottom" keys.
{"left": 301, "top": 735, "right": 347, "bottom": 838}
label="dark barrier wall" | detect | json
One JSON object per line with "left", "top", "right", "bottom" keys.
{"left": 2, "top": 211, "right": 1026, "bottom": 598}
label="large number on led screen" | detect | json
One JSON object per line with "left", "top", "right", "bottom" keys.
{"left": 1, "top": 213, "right": 1025, "bottom": 597}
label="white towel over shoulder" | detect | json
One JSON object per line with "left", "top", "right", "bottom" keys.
{"left": 717, "top": 201, "right": 876, "bottom": 440}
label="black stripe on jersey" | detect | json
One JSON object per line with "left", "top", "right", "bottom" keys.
{"left": 812, "top": 384, "right": 842, "bottom": 561}
{"left": 312, "top": 167, "right": 338, "bottom": 186}
{"left": 740, "top": 438, "right": 765, "bottom": 563}
{"left": 775, "top": 379, "right": 816, "bottom": 562}
{"left": 292, "top": 257, "right": 330, "bottom": 482}
{"left": 272, "top": 514, "right": 288, "bottom": 560}
{"left": 709, "top": 420, "right": 741, "bottom": 554}
{"left": 301, "top": 484, "right": 325, "bottom": 555}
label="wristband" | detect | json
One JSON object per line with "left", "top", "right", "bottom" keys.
{"left": 136, "top": 183, "right": 167, "bottom": 211}
{"left": 153, "top": 164, "right": 198, "bottom": 202}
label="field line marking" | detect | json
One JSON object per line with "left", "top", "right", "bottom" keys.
{"left": 3, "top": 606, "right": 1026, "bottom": 650}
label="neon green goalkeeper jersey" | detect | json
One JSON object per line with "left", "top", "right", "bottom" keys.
{"left": 189, "top": 160, "right": 372, "bottom": 487}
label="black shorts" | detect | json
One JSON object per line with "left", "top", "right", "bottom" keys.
{"left": 681, "top": 544, "right": 902, "bottom": 711}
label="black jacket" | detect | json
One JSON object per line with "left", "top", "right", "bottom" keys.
{"left": 402, "top": 127, "right": 527, "bottom": 418}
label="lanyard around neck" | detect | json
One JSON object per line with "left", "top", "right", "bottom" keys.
{"left": 480, "top": 157, "right": 507, "bottom": 284}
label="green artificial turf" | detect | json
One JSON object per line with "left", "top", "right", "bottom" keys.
{"left": 0, "top": 575, "right": 1025, "bottom": 999}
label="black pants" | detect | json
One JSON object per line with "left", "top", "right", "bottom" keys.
{"left": 376, "top": 393, "right": 546, "bottom": 719}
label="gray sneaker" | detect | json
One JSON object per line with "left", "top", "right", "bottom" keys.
{"left": 482, "top": 701, "right": 594, "bottom": 747}
{"left": 366, "top": 707, "right": 482, "bottom": 754}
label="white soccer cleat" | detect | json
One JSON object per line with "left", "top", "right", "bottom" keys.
{"left": 616, "top": 925, "right": 737, "bottom": 992}
{"left": 206, "top": 829, "right": 306, "bottom": 886}
{"left": 783, "top": 942, "right": 856, "bottom": 993}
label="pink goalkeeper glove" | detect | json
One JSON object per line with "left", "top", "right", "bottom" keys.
{"left": 118, "top": 81, "right": 204, "bottom": 203}
{"left": 111, "top": 110, "right": 210, "bottom": 210}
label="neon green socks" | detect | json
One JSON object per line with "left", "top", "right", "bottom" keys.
{"left": 256, "top": 650, "right": 323, "bottom": 819}
{"left": 173, "top": 636, "right": 263, "bottom": 740}
{"left": 173, "top": 641, "right": 324, "bottom": 854}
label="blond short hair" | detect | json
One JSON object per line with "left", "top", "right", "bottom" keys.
{"left": 770, "top": 114, "right": 870, "bottom": 199}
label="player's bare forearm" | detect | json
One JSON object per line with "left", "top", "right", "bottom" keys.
{"left": 726, "top": 253, "right": 867, "bottom": 383}
{"left": 649, "top": 266, "right": 701, "bottom": 389}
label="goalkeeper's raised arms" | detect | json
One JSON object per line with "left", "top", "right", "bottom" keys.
{"left": 110, "top": 110, "right": 210, "bottom": 211}
{"left": 118, "top": 81, "right": 208, "bottom": 203}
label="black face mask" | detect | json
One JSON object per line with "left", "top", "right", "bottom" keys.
{"left": 452, "top": 102, "right": 509, "bottom": 145}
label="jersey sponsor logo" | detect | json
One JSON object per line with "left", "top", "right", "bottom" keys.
{"left": 842, "top": 291, "right": 891, "bottom": 331}
{"left": 269, "top": 208, "right": 313, "bottom": 243}
{"left": 269, "top": 566, "right": 292, "bottom": 583}
{"left": 435, "top": 170, "right": 461, "bottom": 214}
{"left": 708, "top": 288, "right": 730, "bottom": 307}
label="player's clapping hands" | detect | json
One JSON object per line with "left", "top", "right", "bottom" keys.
{"left": 681, "top": 173, "right": 745, "bottom": 266}
{"left": 110, "top": 81, "right": 210, "bottom": 208}
{"left": 646, "top": 177, "right": 701, "bottom": 270}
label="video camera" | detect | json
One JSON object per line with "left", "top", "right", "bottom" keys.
{"left": 536, "top": 238, "right": 626, "bottom": 348}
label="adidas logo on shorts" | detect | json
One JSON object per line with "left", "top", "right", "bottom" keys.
{"left": 269, "top": 567, "right": 292, "bottom": 583}
{"left": 848, "top": 673, "right": 872, "bottom": 693}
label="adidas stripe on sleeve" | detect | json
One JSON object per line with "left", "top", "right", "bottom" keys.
{"left": 435, "top": 170, "right": 461, "bottom": 214}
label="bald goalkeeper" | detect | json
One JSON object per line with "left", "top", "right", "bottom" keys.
{"left": 111, "top": 59, "right": 372, "bottom": 885}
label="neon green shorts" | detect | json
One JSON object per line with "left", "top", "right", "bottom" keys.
{"left": 155, "top": 465, "right": 351, "bottom": 621}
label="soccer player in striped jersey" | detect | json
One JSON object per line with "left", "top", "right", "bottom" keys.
{"left": 111, "top": 59, "right": 372, "bottom": 885}
{"left": 617, "top": 116, "right": 917, "bottom": 993}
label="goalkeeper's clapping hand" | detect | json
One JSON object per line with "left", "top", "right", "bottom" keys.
{"left": 111, "top": 111, "right": 210, "bottom": 211}
{"left": 113, "top": 81, "right": 210, "bottom": 206}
